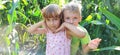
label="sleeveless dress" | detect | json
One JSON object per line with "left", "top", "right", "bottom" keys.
{"left": 46, "top": 30, "right": 71, "bottom": 55}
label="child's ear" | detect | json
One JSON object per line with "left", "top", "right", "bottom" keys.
{"left": 79, "top": 16, "right": 82, "bottom": 22}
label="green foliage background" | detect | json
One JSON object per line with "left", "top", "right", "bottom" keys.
{"left": 0, "top": 0, "right": 120, "bottom": 55}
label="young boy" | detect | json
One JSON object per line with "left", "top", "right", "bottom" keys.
{"left": 56, "top": 2, "right": 101, "bottom": 55}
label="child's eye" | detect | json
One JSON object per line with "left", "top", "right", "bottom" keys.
{"left": 74, "top": 17, "right": 77, "bottom": 19}
{"left": 66, "top": 17, "right": 70, "bottom": 19}
{"left": 47, "top": 19, "right": 50, "bottom": 21}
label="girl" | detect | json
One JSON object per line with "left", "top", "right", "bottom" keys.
{"left": 27, "top": 4, "right": 86, "bottom": 55}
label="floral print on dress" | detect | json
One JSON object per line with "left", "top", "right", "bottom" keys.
{"left": 46, "top": 30, "right": 71, "bottom": 55}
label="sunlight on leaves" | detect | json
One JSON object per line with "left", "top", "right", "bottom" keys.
{"left": 114, "top": 46, "right": 120, "bottom": 50}
{"left": 0, "top": 4, "right": 6, "bottom": 10}
{"left": 0, "top": 1, "right": 8, "bottom": 4}
{"left": 96, "top": 13, "right": 101, "bottom": 20}
{"left": 91, "top": 20, "right": 104, "bottom": 25}
{"left": 13, "top": 0, "right": 18, "bottom": 3}
{"left": 59, "top": 0, "right": 65, "bottom": 7}
{"left": 94, "top": 46, "right": 120, "bottom": 51}
{"left": 22, "top": 0, "right": 28, "bottom": 6}
{"left": 106, "top": 19, "right": 110, "bottom": 25}
{"left": 33, "top": 6, "right": 40, "bottom": 17}
{"left": 5, "top": 36, "right": 11, "bottom": 46}
{"left": 85, "top": 15, "right": 92, "bottom": 22}
{"left": 7, "top": 14, "right": 12, "bottom": 24}
{"left": 15, "top": 42, "right": 19, "bottom": 50}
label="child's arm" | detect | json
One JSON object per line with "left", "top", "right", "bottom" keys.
{"left": 82, "top": 38, "right": 101, "bottom": 55}
{"left": 27, "top": 21, "right": 47, "bottom": 34}
{"left": 56, "top": 22, "right": 86, "bottom": 38}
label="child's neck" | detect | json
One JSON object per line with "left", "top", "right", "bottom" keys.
{"left": 47, "top": 28, "right": 56, "bottom": 33}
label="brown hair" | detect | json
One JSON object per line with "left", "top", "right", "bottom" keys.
{"left": 42, "top": 4, "right": 61, "bottom": 19}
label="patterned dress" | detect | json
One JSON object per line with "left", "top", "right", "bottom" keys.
{"left": 46, "top": 30, "right": 71, "bottom": 55}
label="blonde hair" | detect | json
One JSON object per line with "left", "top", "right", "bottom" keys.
{"left": 42, "top": 4, "right": 61, "bottom": 19}
{"left": 60, "top": 2, "right": 82, "bottom": 19}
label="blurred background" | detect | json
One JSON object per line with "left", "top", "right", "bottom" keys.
{"left": 0, "top": 0, "right": 120, "bottom": 55}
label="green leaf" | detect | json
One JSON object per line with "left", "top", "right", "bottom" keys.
{"left": 94, "top": 46, "right": 120, "bottom": 51}
{"left": 13, "top": 10, "right": 17, "bottom": 22}
{"left": 22, "top": 0, "right": 28, "bottom": 6}
{"left": 105, "top": 19, "right": 110, "bottom": 25}
{"left": 7, "top": 14, "right": 12, "bottom": 24}
{"left": 5, "top": 36, "right": 11, "bottom": 46}
{"left": 9, "top": 0, "right": 19, "bottom": 14}
{"left": 15, "top": 42, "right": 19, "bottom": 50}
{"left": 99, "top": 7, "right": 120, "bottom": 30}
{"left": 96, "top": 13, "right": 101, "bottom": 20}
{"left": 91, "top": 20, "right": 104, "bottom": 25}
{"left": 33, "top": 6, "right": 40, "bottom": 16}
{"left": 17, "top": 11, "right": 29, "bottom": 23}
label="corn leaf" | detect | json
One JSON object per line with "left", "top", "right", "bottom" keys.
{"left": 99, "top": 7, "right": 120, "bottom": 30}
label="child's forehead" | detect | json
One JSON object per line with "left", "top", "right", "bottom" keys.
{"left": 64, "top": 10, "right": 80, "bottom": 15}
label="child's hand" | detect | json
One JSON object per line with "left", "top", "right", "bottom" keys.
{"left": 88, "top": 38, "right": 101, "bottom": 50}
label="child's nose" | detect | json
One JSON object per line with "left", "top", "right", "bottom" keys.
{"left": 50, "top": 21, "right": 54, "bottom": 25}
{"left": 52, "top": 22, "right": 54, "bottom": 25}
{"left": 69, "top": 20, "right": 73, "bottom": 24}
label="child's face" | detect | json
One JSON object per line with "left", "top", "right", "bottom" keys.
{"left": 63, "top": 10, "right": 81, "bottom": 26}
{"left": 45, "top": 17, "right": 60, "bottom": 31}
